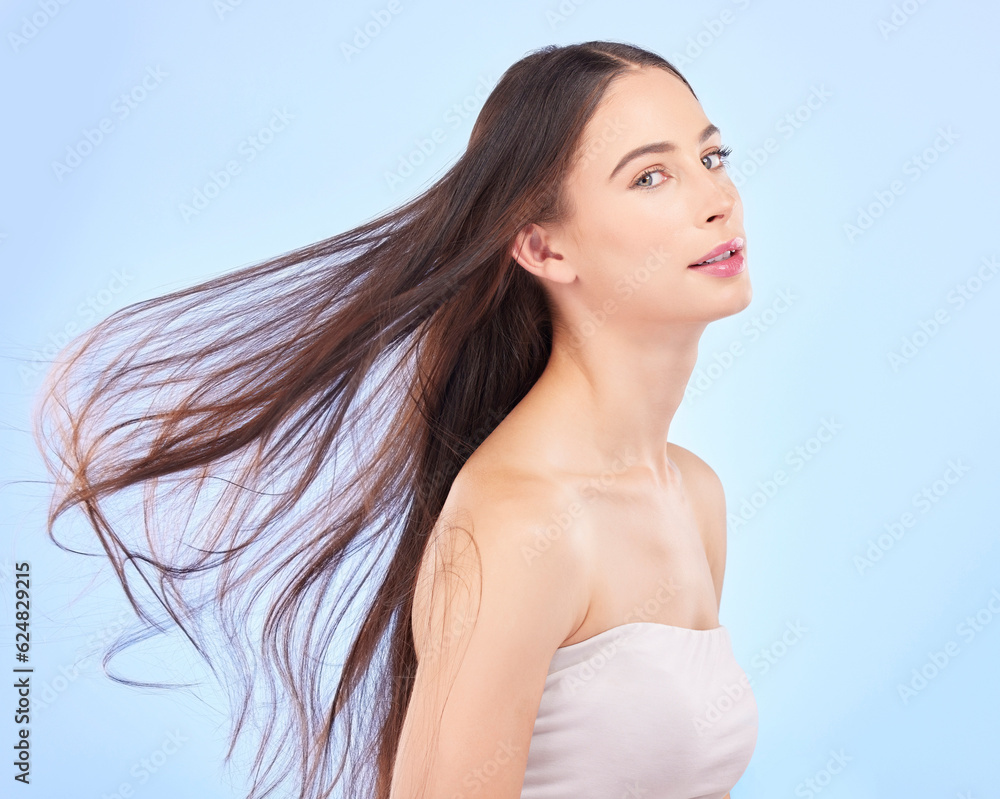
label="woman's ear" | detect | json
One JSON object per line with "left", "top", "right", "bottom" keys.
{"left": 509, "top": 223, "right": 575, "bottom": 285}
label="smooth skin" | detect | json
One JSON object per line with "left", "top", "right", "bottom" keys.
{"left": 391, "top": 66, "right": 751, "bottom": 799}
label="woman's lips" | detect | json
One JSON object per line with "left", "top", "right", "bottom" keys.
{"left": 689, "top": 236, "right": 745, "bottom": 267}
{"left": 687, "top": 249, "right": 746, "bottom": 277}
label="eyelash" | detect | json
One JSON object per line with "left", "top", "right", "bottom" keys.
{"left": 632, "top": 145, "right": 734, "bottom": 190}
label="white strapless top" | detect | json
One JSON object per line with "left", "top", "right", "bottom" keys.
{"left": 519, "top": 622, "right": 758, "bottom": 799}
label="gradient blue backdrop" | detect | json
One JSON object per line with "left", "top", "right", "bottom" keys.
{"left": 2, "top": 1, "right": 998, "bottom": 797}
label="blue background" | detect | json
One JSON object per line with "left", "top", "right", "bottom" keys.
{"left": 2, "top": 0, "right": 998, "bottom": 797}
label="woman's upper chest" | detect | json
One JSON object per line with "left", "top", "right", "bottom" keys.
{"left": 563, "top": 474, "right": 722, "bottom": 645}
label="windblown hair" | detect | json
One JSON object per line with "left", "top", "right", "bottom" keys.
{"left": 32, "top": 41, "right": 694, "bottom": 799}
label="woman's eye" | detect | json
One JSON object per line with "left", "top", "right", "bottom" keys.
{"left": 703, "top": 145, "right": 733, "bottom": 170}
{"left": 634, "top": 168, "right": 667, "bottom": 189}
{"left": 633, "top": 146, "right": 732, "bottom": 190}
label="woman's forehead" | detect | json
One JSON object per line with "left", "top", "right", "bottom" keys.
{"left": 585, "top": 69, "right": 705, "bottom": 150}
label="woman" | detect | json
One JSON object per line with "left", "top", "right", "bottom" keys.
{"left": 34, "top": 41, "right": 756, "bottom": 799}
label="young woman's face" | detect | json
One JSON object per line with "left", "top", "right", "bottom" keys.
{"left": 548, "top": 66, "right": 751, "bottom": 331}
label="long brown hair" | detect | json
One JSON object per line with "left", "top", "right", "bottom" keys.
{"left": 32, "top": 41, "right": 694, "bottom": 799}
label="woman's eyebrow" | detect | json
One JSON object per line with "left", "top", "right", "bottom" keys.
{"left": 608, "top": 123, "right": 720, "bottom": 181}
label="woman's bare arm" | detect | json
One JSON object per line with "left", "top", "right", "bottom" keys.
{"left": 390, "top": 488, "right": 589, "bottom": 799}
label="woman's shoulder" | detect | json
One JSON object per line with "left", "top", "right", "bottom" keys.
{"left": 412, "top": 454, "right": 592, "bottom": 660}
{"left": 666, "top": 443, "right": 726, "bottom": 516}
{"left": 441, "top": 454, "right": 589, "bottom": 554}
{"left": 429, "top": 447, "right": 597, "bottom": 598}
